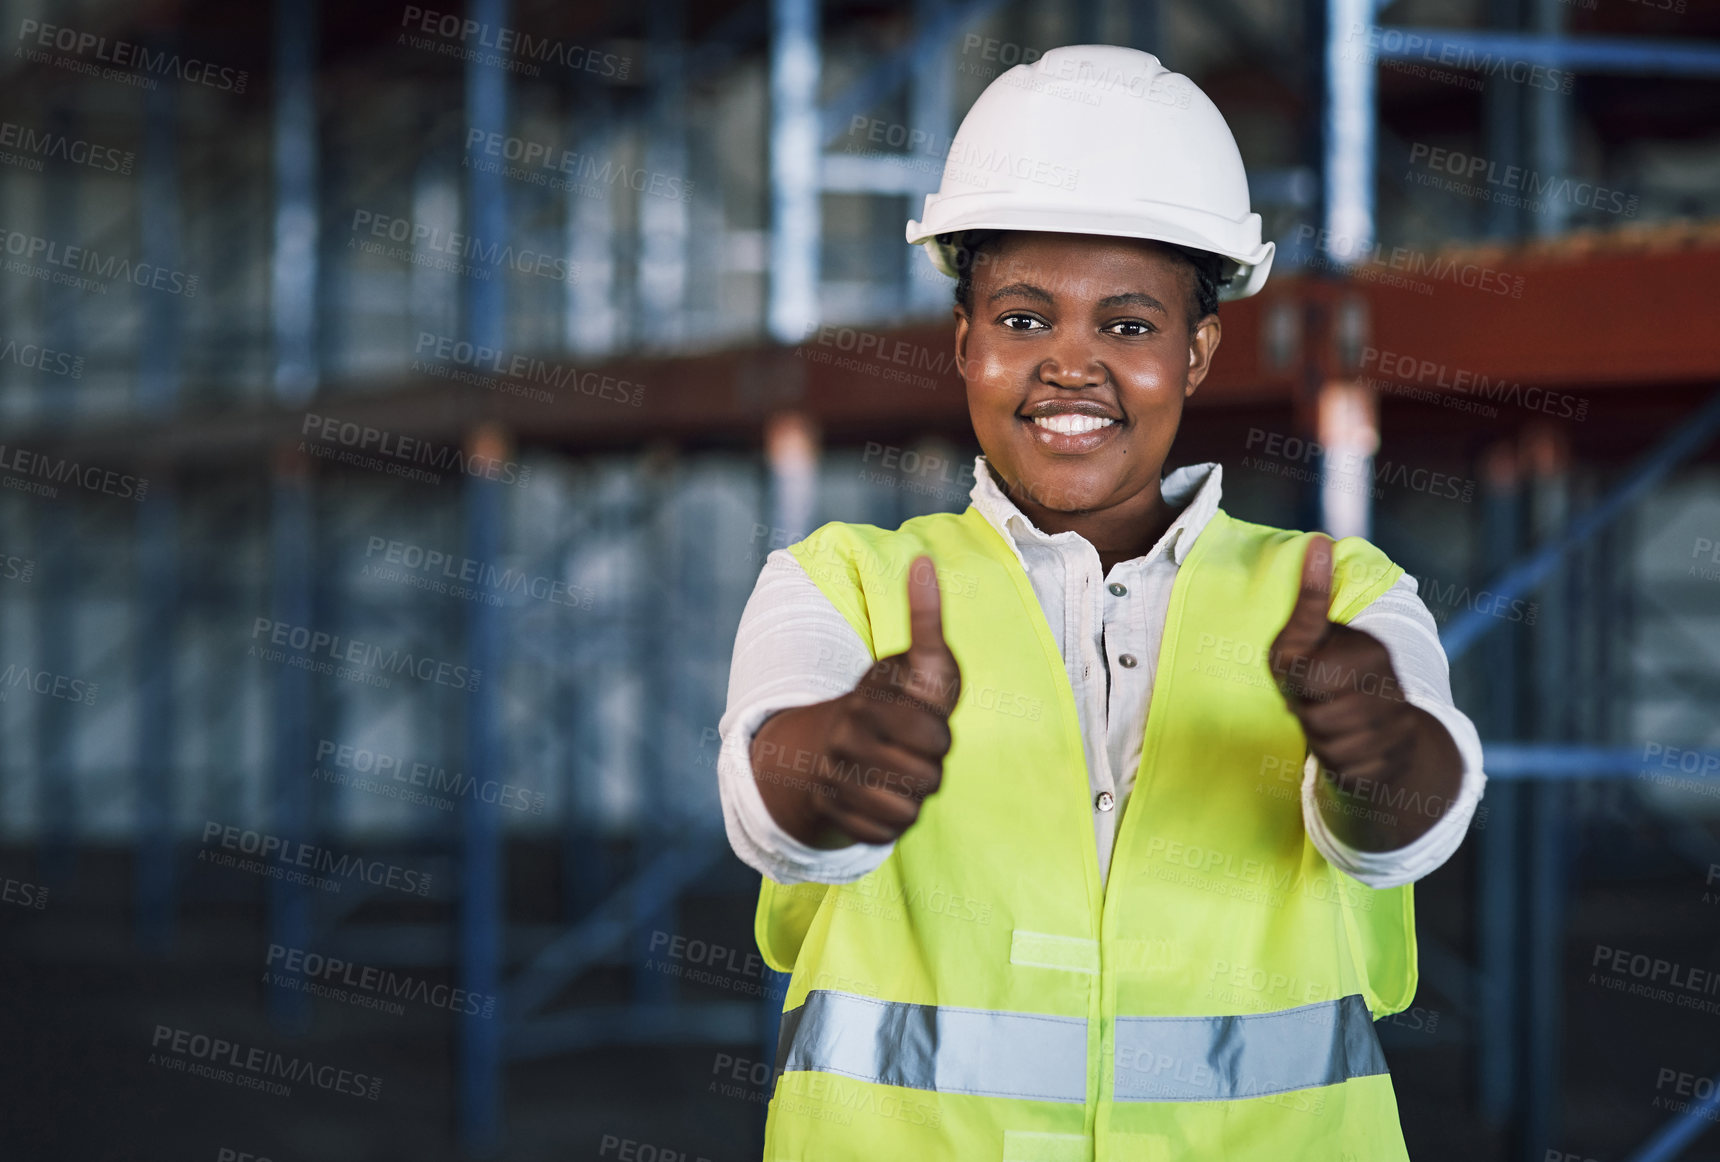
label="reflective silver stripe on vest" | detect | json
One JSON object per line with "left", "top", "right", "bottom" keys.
{"left": 773, "top": 990, "right": 1388, "bottom": 1106}
{"left": 775, "top": 989, "right": 1089, "bottom": 1103}
{"left": 1113, "top": 994, "right": 1388, "bottom": 1101}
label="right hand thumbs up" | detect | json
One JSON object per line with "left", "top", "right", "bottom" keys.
{"left": 897, "top": 553, "right": 963, "bottom": 718}
{"left": 817, "top": 554, "right": 963, "bottom": 844}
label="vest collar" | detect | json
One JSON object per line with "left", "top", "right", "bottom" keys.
{"left": 966, "top": 454, "right": 1226, "bottom": 573}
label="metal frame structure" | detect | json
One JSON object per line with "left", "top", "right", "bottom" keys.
{"left": 1335, "top": 8, "right": 1720, "bottom": 1159}
{"left": 2, "top": 1, "right": 1719, "bottom": 1159}
{"left": 1429, "top": 393, "right": 1720, "bottom": 1161}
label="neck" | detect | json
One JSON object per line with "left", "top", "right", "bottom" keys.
{"left": 1005, "top": 476, "right": 1180, "bottom": 577}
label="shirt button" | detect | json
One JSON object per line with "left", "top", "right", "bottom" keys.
{"left": 1096, "top": 791, "right": 1115, "bottom": 812}
{"left": 1119, "top": 654, "right": 1138, "bottom": 668}
{"left": 1108, "top": 582, "right": 1127, "bottom": 596}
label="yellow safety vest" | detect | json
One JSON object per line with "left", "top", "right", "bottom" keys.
{"left": 755, "top": 504, "right": 1418, "bottom": 1161}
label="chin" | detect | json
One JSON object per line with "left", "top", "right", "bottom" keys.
{"left": 1011, "top": 468, "right": 1116, "bottom": 513}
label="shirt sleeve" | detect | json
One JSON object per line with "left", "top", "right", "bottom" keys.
{"left": 1301, "top": 573, "right": 1488, "bottom": 890}
{"left": 717, "top": 548, "right": 899, "bottom": 885}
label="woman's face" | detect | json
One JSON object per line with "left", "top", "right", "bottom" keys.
{"left": 954, "top": 231, "right": 1221, "bottom": 516}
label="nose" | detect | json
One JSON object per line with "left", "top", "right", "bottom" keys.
{"left": 1038, "top": 335, "right": 1104, "bottom": 389}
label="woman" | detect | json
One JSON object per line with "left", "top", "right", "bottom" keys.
{"left": 718, "top": 43, "right": 1484, "bottom": 1161}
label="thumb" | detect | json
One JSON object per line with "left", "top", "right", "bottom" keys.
{"left": 903, "top": 554, "right": 960, "bottom": 714}
{"left": 1275, "top": 534, "right": 1335, "bottom": 659}
{"left": 906, "top": 554, "right": 949, "bottom": 659}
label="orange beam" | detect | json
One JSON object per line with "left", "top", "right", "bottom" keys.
{"left": 1362, "top": 228, "right": 1720, "bottom": 390}
{"left": 25, "top": 229, "right": 1720, "bottom": 470}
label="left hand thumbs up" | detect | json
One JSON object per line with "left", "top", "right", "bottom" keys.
{"left": 1272, "top": 535, "right": 1336, "bottom": 668}
{"left": 1269, "top": 536, "right": 1417, "bottom": 789}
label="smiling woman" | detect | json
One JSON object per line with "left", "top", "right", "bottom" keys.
{"left": 953, "top": 231, "right": 1223, "bottom": 575}
{"left": 719, "top": 42, "right": 1484, "bottom": 1162}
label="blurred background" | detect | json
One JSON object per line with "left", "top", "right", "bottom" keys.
{"left": 0, "top": 0, "right": 1718, "bottom": 1159}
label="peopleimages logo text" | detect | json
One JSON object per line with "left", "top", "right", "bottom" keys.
{"left": 0, "top": 444, "right": 147, "bottom": 500}
{"left": 150, "top": 1025, "right": 380, "bottom": 1099}
{"left": 314, "top": 739, "right": 546, "bottom": 813}
{"left": 200, "top": 821, "right": 433, "bottom": 896}
{"left": 0, "top": 120, "right": 134, "bottom": 173}
{"left": 0, "top": 228, "right": 197, "bottom": 295}
{"left": 1293, "top": 225, "right": 1524, "bottom": 298}
{"left": 17, "top": 20, "right": 248, "bottom": 92}
{"left": 413, "top": 333, "right": 643, "bottom": 407}
{"left": 267, "top": 944, "right": 496, "bottom": 1017}
{"left": 398, "top": 6, "right": 629, "bottom": 79}
{"left": 299, "top": 413, "right": 531, "bottom": 486}
{"left": 349, "top": 210, "right": 575, "bottom": 282}
{"left": 249, "top": 617, "right": 483, "bottom": 692}
{"left": 1406, "top": 144, "right": 1637, "bottom": 217}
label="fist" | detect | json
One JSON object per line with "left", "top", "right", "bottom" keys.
{"left": 816, "top": 554, "right": 963, "bottom": 844}
{"left": 1268, "top": 536, "right": 1417, "bottom": 792}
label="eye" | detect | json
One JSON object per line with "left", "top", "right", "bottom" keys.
{"left": 1105, "top": 319, "right": 1156, "bottom": 337}
{"left": 998, "top": 312, "right": 1048, "bottom": 332}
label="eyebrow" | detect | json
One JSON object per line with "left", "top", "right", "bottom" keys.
{"left": 987, "top": 282, "right": 1170, "bottom": 316}
{"left": 1095, "top": 291, "right": 1168, "bottom": 315}
{"left": 987, "top": 281, "right": 1054, "bottom": 305}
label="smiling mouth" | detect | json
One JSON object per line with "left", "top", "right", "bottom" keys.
{"left": 1028, "top": 414, "right": 1117, "bottom": 435}
{"left": 1018, "top": 411, "right": 1122, "bottom": 452}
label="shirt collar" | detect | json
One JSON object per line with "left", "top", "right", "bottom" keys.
{"left": 968, "top": 454, "right": 1225, "bottom": 572}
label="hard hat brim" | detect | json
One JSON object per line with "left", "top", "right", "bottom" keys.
{"left": 907, "top": 201, "right": 1275, "bottom": 302}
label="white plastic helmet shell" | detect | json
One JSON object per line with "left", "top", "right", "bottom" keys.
{"left": 905, "top": 44, "right": 1274, "bottom": 301}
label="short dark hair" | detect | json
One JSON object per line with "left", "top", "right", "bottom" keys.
{"left": 948, "top": 230, "right": 1223, "bottom": 332}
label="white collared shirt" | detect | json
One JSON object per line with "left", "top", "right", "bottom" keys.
{"left": 717, "top": 455, "right": 1486, "bottom": 890}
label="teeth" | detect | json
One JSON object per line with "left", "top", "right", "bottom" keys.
{"left": 1032, "top": 414, "right": 1116, "bottom": 435}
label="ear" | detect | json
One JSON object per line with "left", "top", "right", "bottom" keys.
{"left": 1184, "top": 314, "right": 1222, "bottom": 399}
{"left": 953, "top": 304, "right": 972, "bottom": 380}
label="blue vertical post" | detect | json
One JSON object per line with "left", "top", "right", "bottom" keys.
{"left": 1307, "top": 0, "right": 1376, "bottom": 536}
{"left": 565, "top": 86, "right": 620, "bottom": 358}
{"left": 1074, "top": 0, "right": 1103, "bottom": 45}
{"left": 563, "top": 641, "right": 608, "bottom": 923}
{"left": 464, "top": 0, "right": 508, "bottom": 357}
{"left": 1523, "top": 455, "right": 1572, "bottom": 1157}
{"left": 265, "top": 0, "right": 319, "bottom": 1032}
{"left": 1323, "top": 0, "right": 1376, "bottom": 265}
{"left": 905, "top": 0, "right": 954, "bottom": 316}
{"left": 637, "top": 0, "right": 688, "bottom": 347}
{"left": 1290, "top": 0, "right": 1326, "bottom": 276}
{"left": 266, "top": 457, "right": 314, "bottom": 1033}
{"left": 1476, "top": 448, "right": 1522, "bottom": 1125}
{"left": 135, "top": 490, "right": 177, "bottom": 956}
{"left": 33, "top": 512, "right": 75, "bottom": 887}
{"left": 631, "top": 0, "right": 690, "bottom": 1013}
{"left": 768, "top": 0, "right": 820, "bottom": 345}
{"left": 633, "top": 462, "right": 676, "bottom": 1009}
{"left": 1530, "top": 0, "right": 1571, "bottom": 239}
{"left": 1482, "top": 0, "right": 1524, "bottom": 239}
{"left": 34, "top": 100, "right": 81, "bottom": 888}
{"left": 564, "top": 474, "right": 621, "bottom": 925}
{"left": 272, "top": 0, "right": 320, "bottom": 408}
{"left": 40, "top": 103, "right": 78, "bottom": 427}
{"left": 1126, "top": 0, "right": 1162, "bottom": 53}
{"left": 1589, "top": 512, "right": 1616, "bottom": 739}
{"left": 135, "top": 35, "right": 182, "bottom": 957}
{"left": 458, "top": 0, "right": 509, "bottom": 1149}
{"left": 1523, "top": 748, "right": 1568, "bottom": 1160}
{"left": 460, "top": 426, "right": 508, "bottom": 1154}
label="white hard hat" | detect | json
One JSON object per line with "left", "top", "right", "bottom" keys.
{"left": 905, "top": 44, "right": 1274, "bottom": 301}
